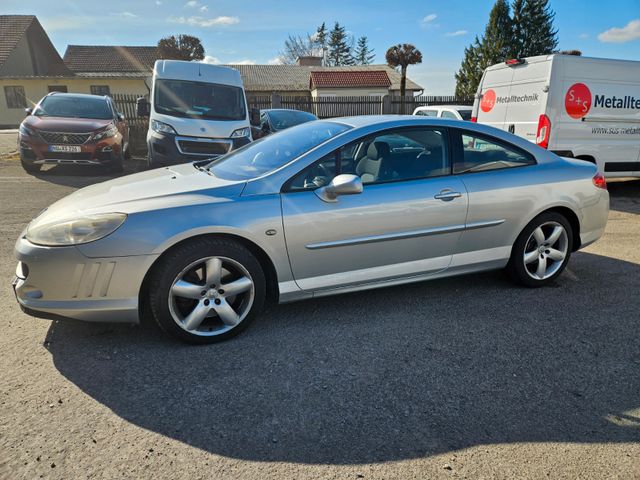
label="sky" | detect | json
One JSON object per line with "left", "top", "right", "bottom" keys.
{"left": 4, "top": 0, "right": 640, "bottom": 94}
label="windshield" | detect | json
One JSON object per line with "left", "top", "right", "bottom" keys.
{"left": 459, "top": 109, "right": 472, "bottom": 121}
{"left": 208, "top": 121, "right": 351, "bottom": 181}
{"left": 34, "top": 95, "right": 113, "bottom": 120}
{"left": 154, "top": 79, "right": 246, "bottom": 120}
{"left": 268, "top": 110, "right": 317, "bottom": 131}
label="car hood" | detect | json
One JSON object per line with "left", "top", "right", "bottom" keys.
{"left": 25, "top": 116, "right": 113, "bottom": 133}
{"left": 29, "top": 163, "right": 246, "bottom": 227}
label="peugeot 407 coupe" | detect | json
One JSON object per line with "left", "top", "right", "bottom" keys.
{"left": 13, "top": 116, "right": 609, "bottom": 344}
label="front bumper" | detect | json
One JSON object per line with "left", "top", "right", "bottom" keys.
{"left": 13, "top": 235, "right": 158, "bottom": 324}
{"left": 19, "top": 133, "right": 123, "bottom": 167}
{"left": 148, "top": 130, "right": 251, "bottom": 166}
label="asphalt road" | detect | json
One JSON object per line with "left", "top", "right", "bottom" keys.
{"left": 1, "top": 157, "right": 639, "bottom": 479}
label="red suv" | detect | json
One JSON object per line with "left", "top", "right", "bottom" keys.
{"left": 18, "top": 92, "right": 130, "bottom": 174}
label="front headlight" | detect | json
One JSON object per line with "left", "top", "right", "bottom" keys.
{"left": 26, "top": 213, "right": 127, "bottom": 246}
{"left": 19, "top": 123, "right": 35, "bottom": 137}
{"left": 230, "top": 127, "right": 250, "bottom": 138}
{"left": 93, "top": 124, "right": 119, "bottom": 141}
{"left": 151, "top": 120, "right": 177, "bottom": 135}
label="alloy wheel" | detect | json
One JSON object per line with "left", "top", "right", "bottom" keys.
{"left": 523, "top": 221, "right": 569, "bottom": 280}
{"left": 168, "top": 256, "right": 255, "bottom": 336}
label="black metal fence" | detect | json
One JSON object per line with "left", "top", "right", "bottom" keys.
{"left": 114, "top": 93, "right": 474, "bottom": 155}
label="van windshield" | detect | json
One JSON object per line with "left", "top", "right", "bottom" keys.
{"left": 207, "top": 121, "right": 351, "bottom": 181}
{"left": 154, "top": 79, "right": 246, "bottom": 121}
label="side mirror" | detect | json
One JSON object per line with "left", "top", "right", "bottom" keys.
{"left": 261, "top": 122, "right": 270, "bottom": 133}
{"left": 24, "top": 107, "right": 32, "bottom": 115}
{"left": 250, "top": 108, "right": 260, "bottom": 127}
{"left": 136, "top": 97, "right": 150, "bottom": 118}
{"left": 117, "top": 112, "right": 125, "bottom": 122}
{"left": 315, "top": 174, "right": 363, "bottom": 203}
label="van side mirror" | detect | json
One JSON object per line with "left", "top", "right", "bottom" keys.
{"left": 315, "top": 174, "right": 363, "bottom": 203}
{"left": 24, "top": 107, "right": 32, "bottom": 115}
{"left": 136, "top": 97, "right": 150, "bottom": 118}
{"left": 250, "top": 108, "right": 260, "bottom": 127}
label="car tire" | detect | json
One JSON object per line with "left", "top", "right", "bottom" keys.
{"left": 107, "top": 150, "right": 124, "bottom": 174}
{"left": 21, "top": 158, "right": 41, "bottom": 174}
{"left": 148, "top": 237, "right": 266, "bottom": 344}
{"left": 506, "top": 212, "right": 573, "bottom": 288}
{"left": 124, "top": 143, "right": 132, "bottom": 160}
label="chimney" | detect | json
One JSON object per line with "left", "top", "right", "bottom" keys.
{"left": 296, "top": 56, "right": 323, "bottom": 67}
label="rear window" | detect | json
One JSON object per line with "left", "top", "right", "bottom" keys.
{"left": 34, "top": 95, "right": 113, "bottom": 120}
{"left": 458, "top": 109, "right": 472, "bottom": 121}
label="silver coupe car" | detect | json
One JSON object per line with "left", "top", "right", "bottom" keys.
{"left": 13, "top": 116, "right": 609, "bottom": 344}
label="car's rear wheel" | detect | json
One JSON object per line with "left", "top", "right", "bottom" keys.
{"left": 507, "top": 212, "right": 573, "bottom": 287}
{"left": 148, "top": 237, "right": 266, "bottom": 344}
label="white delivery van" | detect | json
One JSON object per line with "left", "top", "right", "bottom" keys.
{"left": 138, "top": 60, "right": 255, "bottom": 167}
{"left": 472, "top": 54, "right": 640, "bottom": 177}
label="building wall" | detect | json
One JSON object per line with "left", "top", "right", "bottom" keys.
{"left": 0, "top": 77, "right": 149, "bottom": 127}
{"left": 311, "top": 87, "right": 390, "bottom": 97}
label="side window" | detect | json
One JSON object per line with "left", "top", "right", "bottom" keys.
{"left": 454, "top": 131, "right": 535, "bottom": 174}
{"left": 285, "top": 128, "right": 451, "bottom": 192}
{"left": 286, "top": 151, "right": 338, "bottom": 191}
{"left": 440, "top": 110, "right": 458, "bottom": 119}
{"left": 352, "top": 128, "right": 449, "bottom": 184}
{"left": 417, "top": 109, "right": 438, "bottom": 117}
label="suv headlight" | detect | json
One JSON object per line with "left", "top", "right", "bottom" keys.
{"left": 26, "top": 213, "right": 127, "bottom": 246}
{"left": 151, "top": 120, "right": 177, "bottom": 135}
{"left": 230, "top": 127, "right": 250, "bottom": 138}
{"left": 93, "top": 124, "right": 119, "bottom": 141}
{"left": 19, "top": 124, "right": 35, "bottom": 137}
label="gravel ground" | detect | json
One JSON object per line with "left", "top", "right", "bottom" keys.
{"left": 0, "top": 157, "right": 639, "bottom": 479}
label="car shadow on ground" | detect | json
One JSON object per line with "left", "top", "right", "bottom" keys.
{"left": 44, "top": 251, "right": 640, "bottom": 464}
{"left": 30, "top": 158, "right": 149, "bottom": 188}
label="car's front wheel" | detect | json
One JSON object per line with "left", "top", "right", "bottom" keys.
{"left": 507, "top": 212, "right": 573, "bottom": 287}
{"left": 148, "top": 237, "right": 266, "bottom": 344}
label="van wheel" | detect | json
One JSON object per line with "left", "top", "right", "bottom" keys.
{"left": 148, "top": 237, "right": 266, "bottom": 344}
{"left": 506, "top": 212, "right": 573, "bottom": 287}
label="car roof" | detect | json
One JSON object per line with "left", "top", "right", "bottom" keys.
{"left": 262, "top": 109, "right": 316, "bottom": 114}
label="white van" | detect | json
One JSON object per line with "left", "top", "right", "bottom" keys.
{"left": 139, "top": 60, "right": 254, "bottom": 167}
{"left": 472, "top": 54, "right": 640, "bottom": 177}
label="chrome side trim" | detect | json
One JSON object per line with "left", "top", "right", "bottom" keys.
{"left": 305, "top": 219, "right": 505, "bottom": 250}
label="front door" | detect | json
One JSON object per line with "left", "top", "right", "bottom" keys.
{"left": 280, "top": 126, "right": 469, "bottom": 291}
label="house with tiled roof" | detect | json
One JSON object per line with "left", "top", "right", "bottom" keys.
{"left": 0, "top": 14, "right": 423, "bottom": 126}
{"left": 0, "top": 16, "right": 153, "bottom": 127}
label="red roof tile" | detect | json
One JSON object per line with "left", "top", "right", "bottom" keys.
{"left": 309, "top": 70, "right": 391, "bottom": 89}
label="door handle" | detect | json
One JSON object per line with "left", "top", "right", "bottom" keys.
{"left": 434, "top": 190, "right": 462, "bottom": 201}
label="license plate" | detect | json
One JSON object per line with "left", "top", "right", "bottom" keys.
{"left": 49, "top": 145, "right": 81, "bottom": 153}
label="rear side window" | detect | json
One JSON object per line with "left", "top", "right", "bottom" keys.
{"left": 416, "top": 109, "right": 438, "bottom": 117}
{"left": 440, "top": 110, "right": 458, "bottom": 119}
{"left": 453, "top": 130, "right": 535, "bottom": 174}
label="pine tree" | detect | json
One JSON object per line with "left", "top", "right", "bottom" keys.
{"left": 511, "top": 0, "right": 525, "bottom": 58}
{"left": 354, "top": 36, "right": 375, "bottom": 65}
{"left": 517, "top": 0, "right": 558, "bottom": 57}
{"left": 315, "top": 22, "right": 328, "bottom": 64}
{"left": 454, "top": 37, "right": 484, "bottom": 98}
{"left": 327, "top": 22, "right": 354, "bottom": 66}
{"left": 454, "top": 0, "right": 513, "bottom": 97}
{"left": 481, "top": 0, "right": 513, "bottom": 62}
